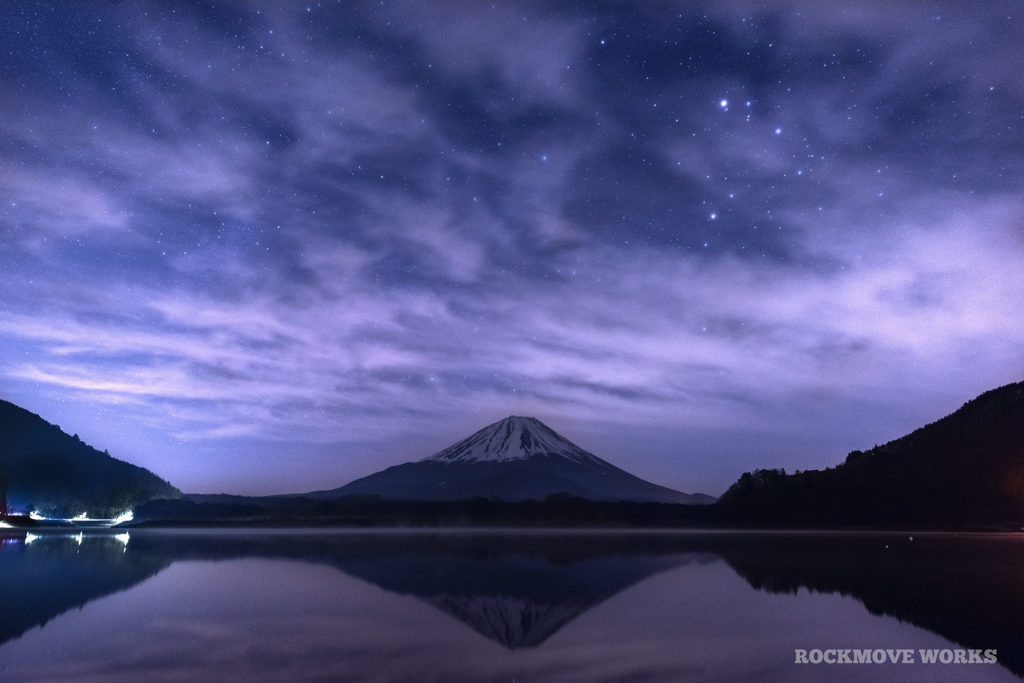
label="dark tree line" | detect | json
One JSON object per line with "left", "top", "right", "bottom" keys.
{"left": 133, "top": 493, "right": 722, "bottom": 528}
{"left": 1, "top": 400, "right": 180, "bottom": 518}
{"left": 717, "top": 381, "right": 1024, "bottom": 527}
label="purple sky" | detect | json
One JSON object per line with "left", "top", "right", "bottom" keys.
{"left": 2, "top": 2, "right": 1023, "bottom": 497}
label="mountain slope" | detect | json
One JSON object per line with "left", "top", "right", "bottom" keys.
{"left": 0, "top": 399, "right": 181, "bottom": 517}
{"left": 424, "top": 416, "right": 609, "bottom": 466}
{"left": 718, "top": 380, "right": 1024, "bottom": 525}
{"left": 315, "top": 416, "right": 714, "bottom": 504}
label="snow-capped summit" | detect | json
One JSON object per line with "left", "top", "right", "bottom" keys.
{"left": 422, "top": 415, "right": 607, "bottom": 466}
{"left": 316, "top": 415, "right": 716, "bottom": 504}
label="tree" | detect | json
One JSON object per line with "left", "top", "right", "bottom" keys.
{"left": 0, "top": 463, "right": 8, "bottom": 517}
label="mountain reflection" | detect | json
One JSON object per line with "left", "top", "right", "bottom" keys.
{"left": 0, "top": 532, "right": 170, "bottom": 646}
{"left": 311, "top": 534, "right": 699, "bottom": 648}
{"left": 2, "top": 529, "right": 1022, "bottom": 677}
{"left": 134, "top": 531, "right": 705, "bottom": 649}
{"left": 713, "top": 533, "right": 1024, "bottom": 678}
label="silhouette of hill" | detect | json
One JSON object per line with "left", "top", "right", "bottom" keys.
{"left": 0, "top": 399, "right": 180, "bottom": 517}
{"left": 718, "top": 381, "right": 1024, "bottom": 526}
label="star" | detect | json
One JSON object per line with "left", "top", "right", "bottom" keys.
{"left": 1, "top": 0, "right": 1020, "bottom": 502}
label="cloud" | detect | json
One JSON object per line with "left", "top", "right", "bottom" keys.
{"left": 2, "top": 1, "right": 1023, "bottom": 494}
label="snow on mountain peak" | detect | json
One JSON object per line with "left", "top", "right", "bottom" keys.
{"left": 422, "top": 416, "right": 606, "bottom": 466}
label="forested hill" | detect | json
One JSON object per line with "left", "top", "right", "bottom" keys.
{"left": 0, "top": 399, "right": 180, "bottom": 517}
{"left": 718, "top": 381, "right": 1024, "bottom": 527}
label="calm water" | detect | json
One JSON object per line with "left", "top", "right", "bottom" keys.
{"left": 0, "top": 529, "right": 1021, "bottom": 682}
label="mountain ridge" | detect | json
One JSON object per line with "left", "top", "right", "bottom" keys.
{"left": 422, "top": 416, "right": 610, "bottom": 467}
{"left": 313, "top": 415, "right": 715, "bottom": 504}
{"left": 717, "top": 379, "right": 1024, "bottom": 525}
{"left": 0, "top": 398, "right": 181, "bottom": 517}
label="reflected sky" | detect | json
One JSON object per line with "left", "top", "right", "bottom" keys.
{"left": 0, "top": 530, "right": 1021, "bottom": 682}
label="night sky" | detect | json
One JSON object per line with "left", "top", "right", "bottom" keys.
{"left": 2, "top": 2, "right": 1023, "bottom": 497}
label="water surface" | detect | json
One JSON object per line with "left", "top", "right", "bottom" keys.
{"left": 1, "top": 529, "right": 1021, "bottom": 682}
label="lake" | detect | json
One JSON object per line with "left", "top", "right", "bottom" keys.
{"left": 0, "top": 529, "right": 1021, "bottom": 682}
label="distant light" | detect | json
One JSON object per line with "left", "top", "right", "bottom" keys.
{"left": 30, "top": 510, "right": 46, "bottom": 521}
{"left": 0, "top": 521, "right": 11, "bottom": 529}
{"left": 774, "top": 127, "right": 782, "bottom": 135}
{"left": 719, "top": 99, "right": 729, "bottom": 109}
{"left": 112, "top": 510, "right": 134, "bottom": 525}
{"left": 72, "top": 512, "right": 89, "bottom": 521}
{"left": 709, "top": 212, "right": 718, "bottom": 220}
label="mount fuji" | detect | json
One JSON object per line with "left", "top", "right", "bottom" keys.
{"left": 314, "top": 416, "right": 714, "bottom": 504}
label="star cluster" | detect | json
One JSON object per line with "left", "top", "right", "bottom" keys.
{"left": 1, "top": 1, "right": 1022, "bottom": 495}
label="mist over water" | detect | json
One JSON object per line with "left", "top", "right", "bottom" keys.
{"left": 1, "top": 530, "right": 1021, "bottom": 682}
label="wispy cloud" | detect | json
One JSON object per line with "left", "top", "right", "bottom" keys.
{"left": 2, "top": 1, "right": 1022, "bottom": 494}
